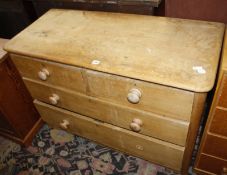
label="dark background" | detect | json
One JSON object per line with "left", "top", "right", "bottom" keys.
{"left": 0, "top": 0, "right": 227, "bottom": 39}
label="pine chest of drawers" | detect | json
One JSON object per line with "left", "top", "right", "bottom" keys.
{"left": 4, "top": 9, "right": 225, "bottom": 174}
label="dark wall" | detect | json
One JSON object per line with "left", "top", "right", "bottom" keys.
{"left": 164, "top": 0, "right": 227, "bottom": 23}
{"left": 0, "top": 0, "right": 226, "bottom": 39}
{"left": 0, "top": 0, "right": 34, "bottom": 39}
{"left": 0, "top": 0, "right": 158, "bottom": 39}
{"left": 31, "top": 1, "right": 156, "bottom": 17}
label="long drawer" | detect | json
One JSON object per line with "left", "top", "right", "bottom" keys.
{"left": 11, "top": 54, "right": 194, "bottom": 121}
{"left": 34, "top": 100, "right": 185, "bottom": 171}
{"left": 24, "top": 78, "right": 189, "bottom": 146}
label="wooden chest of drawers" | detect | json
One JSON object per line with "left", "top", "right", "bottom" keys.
{"left": 4, "top": 9, "right": 225, "bottom": 174}
{"left": 194, "top": 27, "right": 227, "bottom": 175}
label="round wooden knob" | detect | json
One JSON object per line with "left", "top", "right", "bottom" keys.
{"left": 130, "top": 123, "right": 141, "bottom": 132}
{"left": 38, "top": 68, "right": 49, "bottom": 81}
{"left": 223, "top": 167, "right": 227, "bottom": 173}
{"left": 130, "top": 118, "right": 143, "bottom": 132}
{"left": 49, "top": 94, "right": 60, "bottom": 105}
{"left": 60, "top": 119, "right": 69, "bottom": 129}
{"left": 132, "top": 118, "right": 143, "bottom": 126}
{"left": 127, "top": 88, "right": 141, "bottom": 104}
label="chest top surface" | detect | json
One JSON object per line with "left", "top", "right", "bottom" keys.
{"left": 0, "top": 39, "right": 8, "bottom": 62}
{"left": 4, "top": 9, "right": 225, "bottom": 92}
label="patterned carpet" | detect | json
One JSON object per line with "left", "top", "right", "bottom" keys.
{"left": 0, "top": 124, "right": 197, "bottom": 175}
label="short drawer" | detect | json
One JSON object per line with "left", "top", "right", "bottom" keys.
{"left": 34, "top": 100, "right": 184, "bottom": 171}
{"left": 195, "top": 153, "right": 227, "bottom": 175}
{"left": 203, "top": 134, "right": 227, "bottom": 160}
{"left": 11, "top": 54, "right": 87, "bottom": 94}
{"left": 24, "top": 78, "right": 189, "bottom": 146}
{"left": 11, "top": 54, "right": 194, "bottom": 121}
{"left": 210, "top": 108, "right": 227, "bottom": 137}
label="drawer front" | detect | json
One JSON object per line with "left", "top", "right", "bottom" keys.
{"left": 25, "top": 78, "right": 189, "bottom": 146}
{"left": 11, "top": 54, "right": 87, "bottom": 93}
{"left": 210, "top": 108, "right": 227, "bottom": 137}
{"left": 34, "top": 100, "right": 184, "bottom": 171}
{"left": 12, "top": 54, "right": 194, "bottom": 121}
{"left": 203, "top": 134, "right": 227, "bottom": 160}
{"left": 85, "top": 70, "right": 194, "bottom": 121}
{"left": 196, "top": 154, "right": 227, "bottom": 175}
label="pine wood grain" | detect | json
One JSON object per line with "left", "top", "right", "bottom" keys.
{"left": 182, "top": 93, "right": 207, "bottom": 174}
{"left": 34, "top": 100, "right": 185, "bottom": 171}
{"left": 25, "top": 78, "right": 189, "bottom": 146}
{"left": 12, "top": 54, "right": 194, "bottom": 121}
{"left": 11, "top": 54, "right": 86, "bottom": 94}
{"left": 5, "top": 9, "right": 224, "bottom": 173}
{"left": 4, "top": 9, "right": 225, "bottom": 92}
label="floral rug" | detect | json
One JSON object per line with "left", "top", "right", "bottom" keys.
{"left": 0, "top": 124, "right": 197, "bottom": 175}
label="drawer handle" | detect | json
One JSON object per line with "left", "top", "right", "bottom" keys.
{"left": 130, "top": 118, "right": 143, "bottom": 132}
{"left": 49, "top": 94, "right": 60, "bottom": 105}
{"left": 38, "top": 68, "right": 50, "bottom": 81}
{"left": 60, "top": 119, "right": 69, "bottom": 130}
{"left": 127, "top": 88, "right": 141, "bottom": 104}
